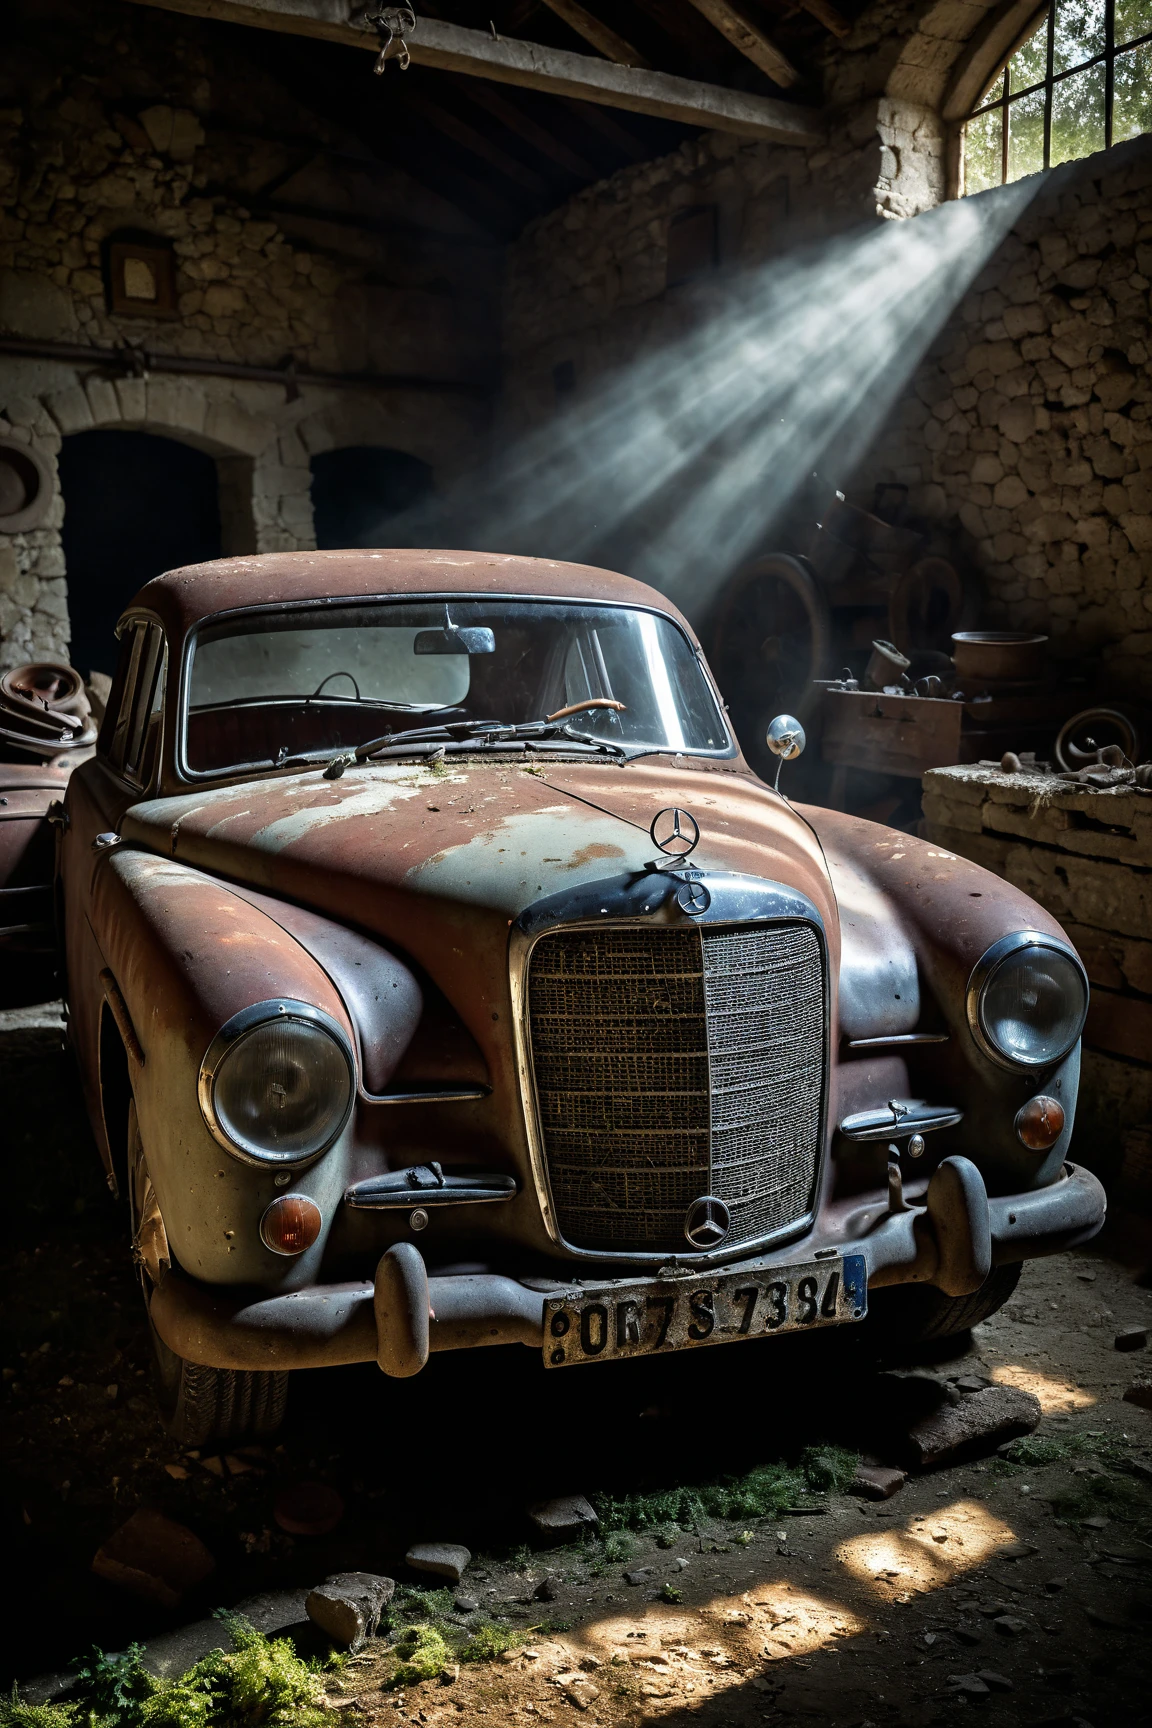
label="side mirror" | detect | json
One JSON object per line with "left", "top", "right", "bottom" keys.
{"left": 413, "top": 626, "right": 495, "bottom": 656}
{"left": 765, "top": 713, "right": 805, "bottom": 791}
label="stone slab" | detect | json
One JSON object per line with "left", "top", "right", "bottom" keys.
{"left": 903, "top": 1385, "right": 1042, "bottom": 1469}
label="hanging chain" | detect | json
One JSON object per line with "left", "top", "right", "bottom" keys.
{"left": 365, "top": 5, "right": 417, "bottom": 74}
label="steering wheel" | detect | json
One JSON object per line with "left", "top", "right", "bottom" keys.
{"left": 307, "top": 671, "right": 362, "bottom": 703}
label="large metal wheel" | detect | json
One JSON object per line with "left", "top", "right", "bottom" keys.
{"left": 127, "top": 1103, "right": 288, "bottom": 1446}
{"left": 710, "top": 554, "right": 832, "bottom": 774}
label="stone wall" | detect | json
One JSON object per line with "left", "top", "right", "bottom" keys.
{"left": 852, "top": 137, "right": 1152, "bottom": 703}
{"left": 0, "top": 0, "right": 496, "bottom": 671}
{"left": 922, "top": 762, "right": 1152, "bottom": 1193}
{"left": 499, "top": 95, "right": 942, "bottom": 438}
{"left": 500, "top": 81, "right": 1151, "bottom": 701}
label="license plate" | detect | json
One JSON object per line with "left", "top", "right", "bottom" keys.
{"left": 543, "top": 1254, "right": 867, "bottom": 1368}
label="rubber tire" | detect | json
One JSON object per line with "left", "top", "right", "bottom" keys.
{"left": 127, "top": 1104, "right": 289, "bottom": 1446}
{"left": 867, "top": 1263, "right": 1022, "bottom": 1344}
{"left": 150, "top": 1328, "right": 289, "bottom": 1448}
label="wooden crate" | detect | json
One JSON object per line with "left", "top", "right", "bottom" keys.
{"left": 820, "top": 690, "right": 964, "bottom": 778}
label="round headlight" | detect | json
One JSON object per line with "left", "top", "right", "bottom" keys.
{"left": 967, "top": 933, "right": 1088, "bottom": 1071}
{"left": 199, "top": 1001, "right": 354, "bottom": 1166}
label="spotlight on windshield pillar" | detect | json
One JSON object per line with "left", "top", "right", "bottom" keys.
{"left": 765, "top": 714, "right": 805, "bottom": 791}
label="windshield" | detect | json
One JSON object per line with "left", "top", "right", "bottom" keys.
{"left": 183, "top": 600, "right": 730, "bottom": 775}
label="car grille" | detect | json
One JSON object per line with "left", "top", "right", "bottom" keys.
{"left": 526, "top": 921, "right": 825, "bottom": 1252}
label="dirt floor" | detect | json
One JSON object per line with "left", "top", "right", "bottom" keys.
{"left": 2, "top": 1001, "right": 1151, "bottom": 1725}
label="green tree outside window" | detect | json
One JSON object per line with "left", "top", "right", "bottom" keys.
{"left": 962, "top": 0, "right": 1152, "bottom": 193}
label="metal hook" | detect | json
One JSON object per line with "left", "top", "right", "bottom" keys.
{"left": 367, "top": 4, "right": 417, "bottom": 73}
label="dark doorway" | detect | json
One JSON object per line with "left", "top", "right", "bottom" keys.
{"left": 310, "top": 446, "right": 434, "bottom": 550}
{"left": 59, "top": 430, "right": 222, "bottom": 677}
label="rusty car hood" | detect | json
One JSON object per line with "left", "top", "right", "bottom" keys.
{"left": 120, "top": 759, "right": 840, "bottom": 981}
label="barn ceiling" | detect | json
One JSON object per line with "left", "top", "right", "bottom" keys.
{"left": 208, "top": 0, "right": 870, "bottom": 241}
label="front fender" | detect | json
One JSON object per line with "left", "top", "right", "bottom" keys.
{"left": 90, "top": 849, "right": 376, "bottom": 1288}
{"left": 804, "top": 807, "right": 1081, "bottom": 1195}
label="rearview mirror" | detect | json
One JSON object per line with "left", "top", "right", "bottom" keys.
{"left": 413, "top": 626, "right": 495, "bottom": 656}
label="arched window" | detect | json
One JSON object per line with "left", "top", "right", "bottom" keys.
{"left": 962, "top": 0, "right": 1152, "bottom": 193}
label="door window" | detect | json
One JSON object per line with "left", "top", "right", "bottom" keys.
{"left": 103, "top": 622, "right": 166, "bottom": 787}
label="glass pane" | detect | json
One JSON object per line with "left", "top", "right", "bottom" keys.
{"left": 1051, "top": 62, "right": 1106, "bottom": 164}
{"left": 1053, "top": 0, "right": 1106, "bottom": 73}
{"left": 185, "top": 601, "right": 729, "bottom": 773}
{"left": 1115, "top": 0, "right": 1152, "bottom": 48}
{"left": 1009, "top": 11, "right": 1050, "bottom": 89}
{"left": 1113, "top": 41, "right": 1152, "bottom": 140}
{"left": 1007, "top": 86, "right": 1046, "bottom": 179}
{"left": 964, "top": 105, "right": 1004, "bottom": 192}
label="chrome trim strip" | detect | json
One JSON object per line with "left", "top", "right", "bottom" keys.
{"left": 845, "top": 1033, "right": 949, "bottom": 1049}
{"left": 509, "top": 869, "right": 829, "bottom": 1271}
{"left": 198, "top": 997, "right": 355, "bottom": 1169}
{"left": 965, "top": 930, "right": 1089, "bottom": 1073}
{"left": 359, "top": 1083, "right": 490, "bottom": 1106}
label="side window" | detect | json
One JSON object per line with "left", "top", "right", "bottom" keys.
{"left": 101, "top": 621, "right": 165, "bottom": 787}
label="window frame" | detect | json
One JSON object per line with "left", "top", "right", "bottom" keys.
{"left": 962, "top": 0, "right": 1152, "bottom": 191}
{"left": 100, "top": 617, "right": 167, "bottom": 790}
{"left": 174, "top": 593, "right": 736, "bottom": 784}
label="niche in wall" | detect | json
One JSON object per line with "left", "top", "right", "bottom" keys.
{"left": 310, "top": 446, "right": 435, "bottom": 549}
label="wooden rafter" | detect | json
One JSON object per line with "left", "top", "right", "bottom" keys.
{"left": 118, "top": 0, "right": 824, "bottom": 144}
{"left": 540, "top": 0, "right": 651, "bottom": 66}
{"left": 797, "top": 0, "right": 851, "bottom": 38}
{"left": 400, "top": 88, "right": 553, "bottom": 194}
{"left": 683, "top": 0, "right": 801, "bottom": 87}
{"left": 452, "top": 79, "right": 600, "bottom": 180}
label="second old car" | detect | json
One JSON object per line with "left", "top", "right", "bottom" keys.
{"left": 42, "top": 550, "right": 1104, "bottom": 1442}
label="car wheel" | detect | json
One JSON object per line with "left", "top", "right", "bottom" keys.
{"left": 127, "top": 1102, "right": 289, "bottom": 1446}
{"left": 867, "top": 1263, "right": 1022, "bottom": 1344}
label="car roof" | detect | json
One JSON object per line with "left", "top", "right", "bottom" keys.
{"left": 130, "top": 550, "right": 701, "bottom": 644}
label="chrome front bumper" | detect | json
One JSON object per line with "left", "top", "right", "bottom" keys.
{"left": 149, "top": 1158, "right": 1106, "bottom": 1376}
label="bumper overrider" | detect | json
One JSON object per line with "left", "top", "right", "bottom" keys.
{"left": 149, "top": 1157, "right": 1105, "bottom": 1376}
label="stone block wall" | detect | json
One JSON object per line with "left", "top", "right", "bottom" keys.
{"left": 500, "top": 94, "right": 942, "bottom": 439}
{"left": 500, "top": 81, "right": 1150, "bottom": 699}
{"left": 852, "top": 138, "right": 1152, "bottom": 703}
{"left": 922, "top": 763, "right": 1152, "bottom": 1191}
{"left": 0, "top": 0, "right": 495, "bottom": 670}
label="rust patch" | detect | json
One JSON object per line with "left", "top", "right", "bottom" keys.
{"left": 563, "top": 841, "right": 626, "bottom": 870}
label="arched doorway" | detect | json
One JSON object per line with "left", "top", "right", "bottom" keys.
{"left": 310, "top": 446, "right": 434, "bottom": 549}
{"left": 59, "top": 430, "right": 223, "bottom": 677}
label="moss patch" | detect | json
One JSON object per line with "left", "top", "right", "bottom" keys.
{"left": 4, "top": 1618, "right": 330, "bottom": 1728}
{"left": 593, "top": 1445, "right": 858, "bottom": 1533}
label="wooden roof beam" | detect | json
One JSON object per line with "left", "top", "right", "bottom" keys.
{"left": 683, "top": 0, "right": 801, "bottom": 88}
{"left": 117, "top": 0, "right": 824, "bottom": 145}
{"left": 540, "top": 0, "right": 651, "bottom": 67}
{"left": 452, "top": 79, "right": 600, "bottom": 180}
{"left": 797, "top": 0, "right": 851, "bottom": 38}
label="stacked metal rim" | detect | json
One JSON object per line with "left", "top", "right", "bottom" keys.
{"left": 0, "top": 661, "right": 98, "bottom": 762}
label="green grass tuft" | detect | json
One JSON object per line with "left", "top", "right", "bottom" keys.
{"left": 593, "top": 1445, "right": 857, "bottom": 1533}
{"left": 657, "top": 1584, "right": 682, "bottom": 1604}
{"left": 381, "top": 1625, "right": 454, "bottom": 1690}
{"left": 10, "top": 1617, "right": 330, "bottom": 1728}
{"left": 0, "top": 1694, "right": 78, "bottom": 1728}
{"left": 460, "top": 1623, "right": 523, "bottom": 1664}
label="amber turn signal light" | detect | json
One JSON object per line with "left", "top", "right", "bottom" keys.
{"left": 260, "top": 1194, "right": 322, "bottom": 1256}
{"left": 1014, "top": 1094, "right": 1065, "bottom": 1151}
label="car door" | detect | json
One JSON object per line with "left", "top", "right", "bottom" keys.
{"left": 61, "top": 618, "right": 167, "bottom": 1164}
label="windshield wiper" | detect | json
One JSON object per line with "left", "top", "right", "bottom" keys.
{"left": 323, "top": 718, "right": 627, "bottom": 778}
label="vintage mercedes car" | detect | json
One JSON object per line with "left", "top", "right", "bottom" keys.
{"left": 24, "top": 551, "right": 1105, "bottom": 1442}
